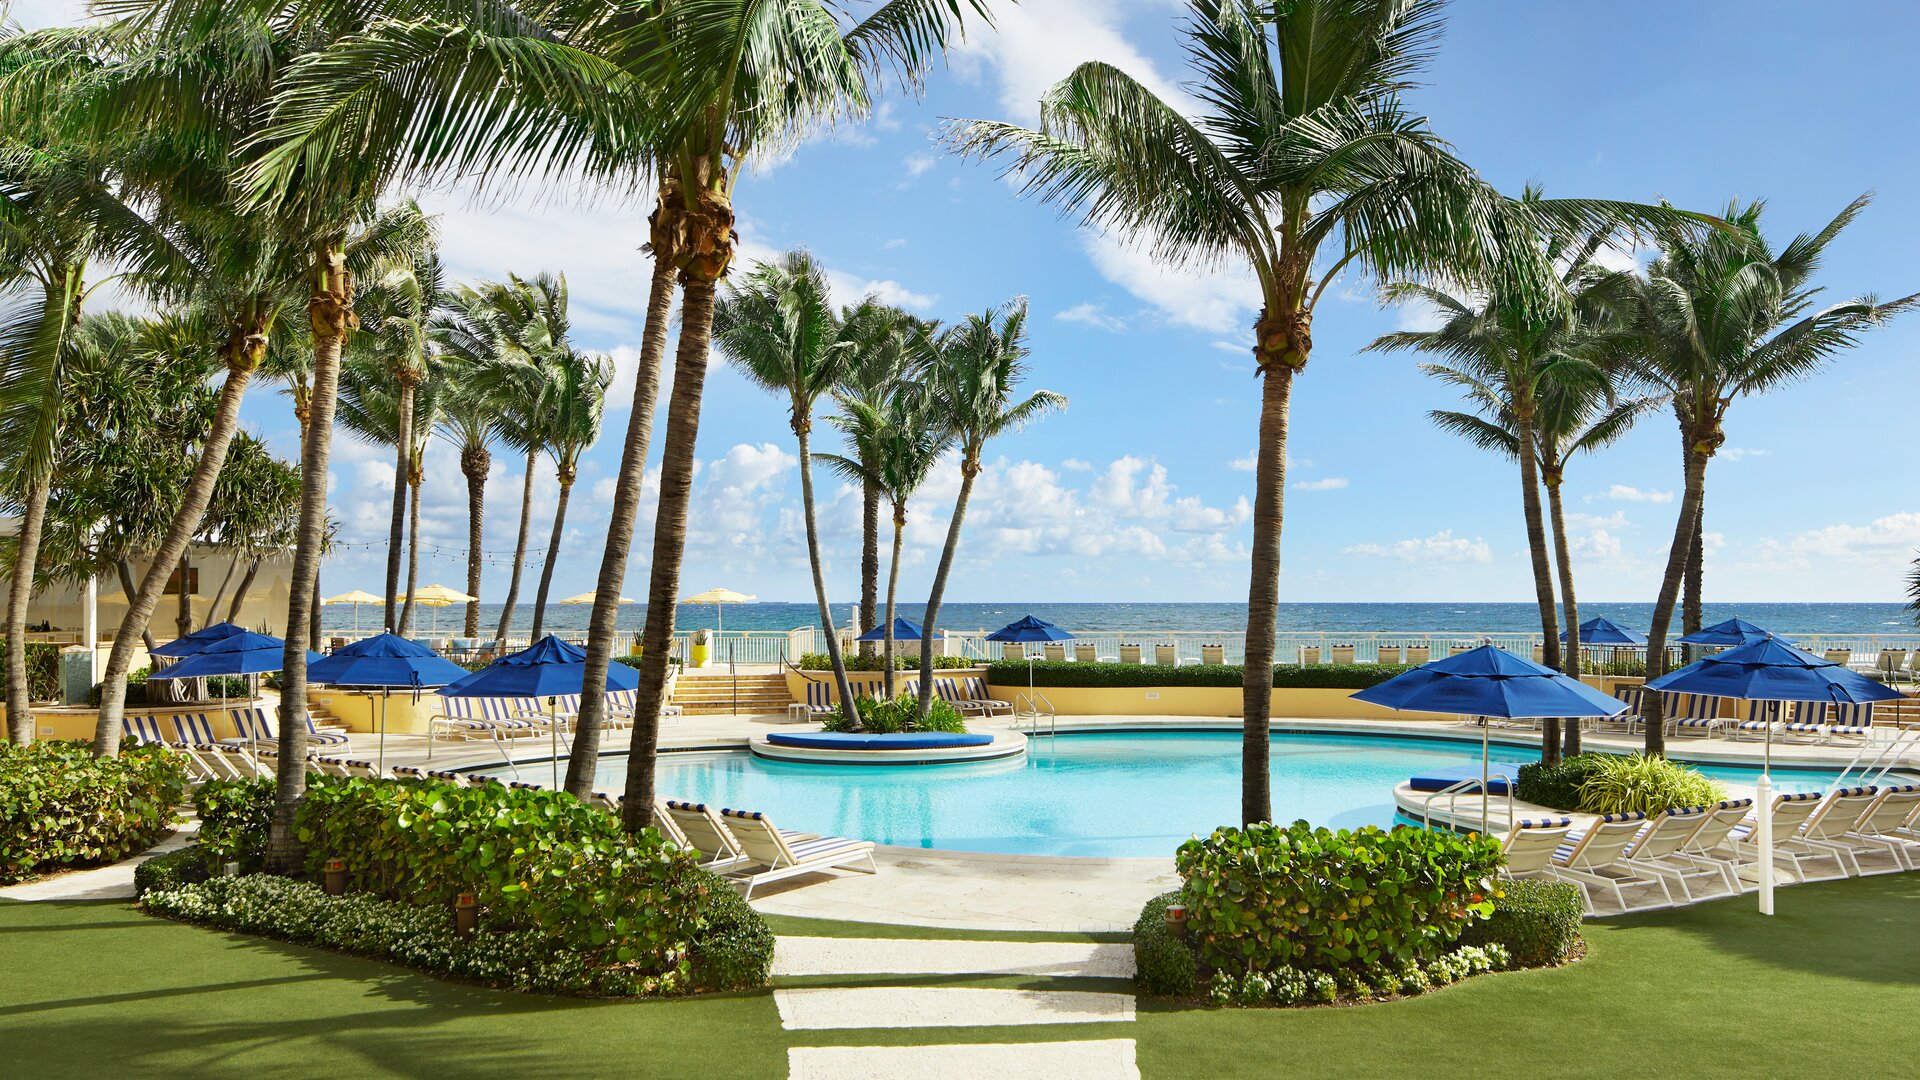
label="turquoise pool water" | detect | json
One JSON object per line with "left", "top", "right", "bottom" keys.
{"left": 589, "top": 731, "right": 1845, "bottom": 858}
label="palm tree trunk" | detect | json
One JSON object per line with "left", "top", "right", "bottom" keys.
{"left": 1240, "top": 362, "right": 1294, "bottom": 826}
{"left": 1546, "top": 469, "right": 1582, "bottom": 757}
{"left": 494, "top": 449, "right": 537, "bottom": 648}
{"left": 859, "top": 479, "right": 879, "bottom": 658}
{"left": 1515, "top": 401, "right": 1563, "bottom": 766}
{"left": 5, "top": 476, "right": 51, "bottom": 744}
{"left": 174, "top": 553, "right": 193, "bottom": 640}
{"left": 116, "top": 559, "right": 157, "bottom": 654}
{"left": 883, "top": 504, "right": 905, "bottom": 700}
{"left": 309, "top": 574, "right": 322, "bottom": 646}
{"left": 1641, "top": 442, "right": 1711, "bottom": 758}
{"left": 563, "top": 252, "right": 675, "bottom": 799}
{"left": 268, "top": 242, "right": 352, "bottom": 873}
{"left": 1683, "top": 488, "right": 1705, "bottom": 639}
{"left": 399, "top": 471, "right": 422, "bottom": 635}
{"left": 206, "top": 553, "right": 240, "bottom": 627}
{"left": 620, "top": 273, "right": 717, "bottom": 835}
{"left": 529, "top": 469, "right": 573, "bottom": 640}
{"left": 461, "top": 444, "right": 489, "bottom": 637}
{"left": 914, "top": 464, "right": 978, "bottom": 717}
{"left": 227, "top": 557, "right": 261, "bottom": 621}
{"left": 795, "top": 423, "right": 859, "bottom": 726}
{"left": 383, "top": 382, "right": 413, "bottom": 630}
{"left": 92, "top": 332, "right": 265, "bottom": 756}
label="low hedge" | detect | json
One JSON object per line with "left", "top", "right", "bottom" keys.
{"left": 1175, "top": 820, "right": 1501, "bottom": 976}
{"left": 294, "top": 775, "right": 767, "bottom": 994}
{"left": 798, "top": 652, "right": 973, "bottom": 671}
{"left": 0, "top": 740, "right": 190, "bottom": 883}
{"left": 1134, "top": 891, "right": 1200, "bottom": 997}
{"left": 1457, "top": 879, "right": 1583, "bottom": 967}
{"left": 982, "top": 661, "right": 1414, "bottom": 690}
{"left": 133, "top": 843, "right": 211, "bottom": 897}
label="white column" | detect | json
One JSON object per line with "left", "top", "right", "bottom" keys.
{"left": 83, "top": 573, "right": 99, "bottom": 681}
{"left": 1755, "top": 770, "right": 1774, "bottom": 916}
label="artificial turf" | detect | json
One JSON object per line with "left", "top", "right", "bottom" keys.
{"left": 4, "top": 874, "right": 1916, "bottom": 1079}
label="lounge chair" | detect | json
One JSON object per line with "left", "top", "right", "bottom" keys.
{"left": 1044, "top": 643, "right": 1066, "bottom": 662}
{"left": 1530, "top": 644, "right": 1545, "bottom": 664}
{"left": 962, "top": 677, "right": 1015, "bottom": 717}
{"left": 213, "top": 743, "right": 263, "bottom": 779}
{"left": 1823, "top": 703, "right": 1875, "bottom": 744}
{"left": 223, "top": 707, "right": 350, "bottom": 750}
{"left": 1118, "top": 643, "right": 1142, "bottom": 665}
{"left": 592, "top": 794, "right": 698, "bottom": 851}
{"left": 1000, "top": 642, "right": 1027, "bottom": 662}
{"left": 1298, "top": 645, "right": 1321, "bottom": 665}
{"left": 1549, "top": 812, "right": 1675, "bottom": 913}
{"left": 1729, "top": 700, "right": 1784, "bottom": 742}
{"left": 391, "top": 765, "right": 427, "bottom": 780}
{"left": 1593, "top": 686, "right": 1643, "bottom": 734}
{"left": 1789, "top": 786, "right": 1885, "bottom": 878}
{"left": 125, "top": 715, "right": 171, "bottom": 747}
{"left": 1153, "top": 644, "right": 1178, "bottom": 666}
{"left": 1497, "top": 818, "right": 1575, "bottom": 887}
{"left": 1823, "top": 649, "right": 1852, "bottom": 667}
{"left": 1201, "top": 644, "right": 1225, "bottom": 665}
{"left": 340, "top": 759, "right": 384, "bottom": 779}
{"left": 184, "top": 743, "right": 241, "bottom": 781}
{"left": 1666, "top": 798, "right": 1754, "bottom": 894}
{"left": 717, "top": 808, "right": 877, "bottom": 899}
{"left": 1073, "top": 643, "right": 1098, "bottom": 663}
{"left": 1448, "top": 644, "right": 1473, "bottom": 657}
{"left": 171, "top": 713, "right": 216, "bottom": 746}
{"left": 1662, "top": 693, "right": 1725, "bottom": 738}
{"left": 662, "top": 800, "right": 817, "bottom": 871}
{"left": 1404, "top": 645, "right": 1430, "bottom": 665}
{"left": 1720, "top": 792, "right": 1851, "bottom": 882}
{"left": 1877, "top": 649, "right": 1907, "bottom": 684}
{"left": 1829, "top": 784, "right": 1920, "bottom": 873}
{"left": 788, "top": 679, "right": 838, "bottom": 723}
{"left": 1377, "top": 645, "right": 1402, "bottom": 666}
{"left": 1620, "top": 805, "right": 1741, "bottom": 903}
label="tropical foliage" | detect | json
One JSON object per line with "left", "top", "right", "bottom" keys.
{"left": 0, "top": 740, "right": 189, "bottom": 882}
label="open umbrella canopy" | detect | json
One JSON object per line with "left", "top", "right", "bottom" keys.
{"left": 1677, "top": 617, "right": 1782, "bottom": 647}
{"left": 149, "top": 631, "right": 320, "bottom": 679}
{"left": 856, "top": 618, "right": 924, "bottom": 642}
{"left": 985, "top": 615, "right": 1075, "bottom": 643}
{"left": 308, "top": 633, "right": 471, "bottom": 688}
{"left": 406, "top": 583, "right": 478, "bottom": 606}
{"left": 1352, "top": 645, "right": 1626, "bottom": 719}
{"left": 682, "top": 588, "right": 755, "bottom": 605}
{"left": 322, "top": 590, "right": 384, "bottom": 606}
{"left": 437, "top": 634, "right": 639, "bottom": 699}
{"left": 559, "top": 591, "right": 634, "bottom": 605}
{"left": 1560, "top": 616, "right": 1647, "bottom": 646}
{"left": 1645, "top": 635, "right": 1904, "bottom": 704}
{"left": 150, "top": 621, "right": 249, "bottom": 659}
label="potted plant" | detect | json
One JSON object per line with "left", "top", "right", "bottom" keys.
{"left": 691, "top": 629, "right": 711, "bottom": 668}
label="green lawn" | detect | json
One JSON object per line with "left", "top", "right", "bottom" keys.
{"left": 4, "top": 875, "right": 1915, "bottom": 1079}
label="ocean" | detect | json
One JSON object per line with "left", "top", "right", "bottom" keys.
{"left": 327, "top": 600, "right": 1916, "bottom": 638}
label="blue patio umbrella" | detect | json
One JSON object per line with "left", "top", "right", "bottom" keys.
{"left": 855, "top": 617, "right": 923, "bottom": 642}
{"left": 1646, "top": 634, "right": 1902, "bottom": 915}
{"left": 986, "top": 615, "right": 1075, "bottom": 703}
{"left": 438, "top": 635, "right": 640, "bottom": 786}
{"left": 309, "top": 633, "right": 472, "bottom": 772}
{"left": 146, "top": 630, "right": 319, "bottom": 680}
{"left": 1354, "top": 645, "right": 1626, "bottom": 833}
{"left": 1560, "top": 616, "right": 1647, "bottom": 646}
{"left": 1677, "top": 617, "right": 1783, "bottom": 647}
{"left": 150, "top": 620, "right": 248, "bottom": 659}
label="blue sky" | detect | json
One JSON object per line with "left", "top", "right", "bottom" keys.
{"left": 19, "top": 1, "right": 1920, "bottom": 605}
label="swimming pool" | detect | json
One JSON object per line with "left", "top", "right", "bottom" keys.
{"left": 590, "top": 731, "right": 1847, "bottom": 858}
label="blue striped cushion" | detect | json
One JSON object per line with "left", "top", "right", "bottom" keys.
{"left": 787, "top": 837, "right": 866, "bottom": 859}
{"left": 720, "top": 808, "right": 766, "bottom": 821}
{"left": 1781, "top": 723, "right": 1824, "bottom": 733}
{"left": 1830, "top": 786, "right": 1876, "bottom": 798}
{"left": 1717, "top": 798, "right": 1754, "bottom": 810}
{"left": 1674, "top": 717, "right": 1717, "bottom": 728}
{"left": 1599, "top": 811, "right": 1647, "bottom": 823}
{"left": 667, "top": 799, "right": 707, "bottom": 812}
{"left": 1516, "top": 817, "right": 1572, "bottom": 829}
{"left": 1777, "top": 792, "right": 1821, "bottom": 803}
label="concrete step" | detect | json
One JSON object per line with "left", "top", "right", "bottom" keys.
{"left": 788, "top": 1041, "right": 1139, "bottom": 1080}
{"left": 773, "top": 987, "right": 1135, "bottom": 1031}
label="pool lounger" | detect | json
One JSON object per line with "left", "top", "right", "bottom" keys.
{"left": 1620, "top": 805, "right": 1740, "bottom": 903}
{"left": 718, "top": 808, "right": 878, "bottom": 899}
{"left": 1550, "top": 812, "right": 1674, "bottom": 913}
{"left": 1833, "top": 785, "right": 1920, "bottom": 873}
{"left": 663, "top": 800, "right": 818, "bottom": 872}
{"left": 1720, "top": 792, "right": 1852, "bottom": 882}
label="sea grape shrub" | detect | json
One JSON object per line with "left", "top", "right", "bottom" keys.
{"left": 294, "top": 775, "right": 752, "bottom": 992}
{"left": 194, "top": 777, "right": 276, "bottom": 871}
{"left": 1175, "top": 820, "right": 1500, "bottom": 977}
{"left": 0, "top": 739, "right": 189, "bottom": 882}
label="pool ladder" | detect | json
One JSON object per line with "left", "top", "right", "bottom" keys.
{"left": 1017, "top": 692, "right": 1056, "bottom": 738}
{"left": 1830, "top": 722, "right": 1920, "bottom": 794}
{"left": 1419, "top": 777, "right": 1514, "bottom": 836}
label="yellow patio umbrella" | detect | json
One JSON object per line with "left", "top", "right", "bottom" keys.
{"left": 322, "top": 589, "right": 383, "bottom": 633}
{"left": 681, "top": 587, "right": 756, "bottom": 636}
{"left": 400, "top": 584, "right": 479, "bottom": 634}
{"left": 559, "top": 591, "right": 635, "bottom": 605}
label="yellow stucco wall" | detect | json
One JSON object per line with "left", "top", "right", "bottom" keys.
{"left": 23, "top": 706, "right": 252, "bottom": 742}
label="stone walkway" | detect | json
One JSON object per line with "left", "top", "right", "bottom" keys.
{"left": 773, "top": 934, "right": 1141, "bottom": 1079}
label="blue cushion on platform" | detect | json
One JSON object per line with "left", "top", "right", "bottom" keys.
{"left": 767, "top": 731, "right": 995, "bottom": 751}
{"left": 1407, "top": 764, "right": 1518, "bottom": 795}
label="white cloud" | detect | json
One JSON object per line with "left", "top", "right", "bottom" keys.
{"left": 902, "top": 153, "right": 938, "bottom": 178}
{"left": 1228, "top": 451, "right": 1258, "bottom": 472}
{"left": 1079, "top": 231, "right": 1261, "bottom": 335}
{"left": 1763, "top": 511, "right": 1920, "bottom": 565}
{"left": 821, "top": 269, "right": 938, "bottom": 312}
{"left": 951, "top": 1, "right": 1192, "bottom": 125}
{"left": 1720, "top": 447, "right": 1768, "bottom": 462}
{"left": 1292, "top": 477, "right": 1349, "bottom": 492}
{"left": 1391, "top": 297, "right": 1448, "bottom": 332}
{"left": 1593, "top": 484, "right": 1674, "bottom": 504}
{"left": 1060, "top": 458, "right": 1094, "bottom": 472}
{"left": 1344, "top": 530, "right": 1493, "bottom": 564}
{"left": 882, "top": 237, "right": 909, "bottom": 250}
{"left": 1055, "top": 302, "right": 1127, "bottom": 332}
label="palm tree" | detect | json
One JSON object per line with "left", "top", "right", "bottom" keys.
{"left": 336, "top": 349, "right": 441, "bottom": 633}
{"left": 712, "top": 250, "right": 864, "bottom": 729}
{"left": 947, "top": 0, "right": 1694, "bottom": 824}
{"left": 527, "top": 340, "right": 610, "bottom": 641}
{"left": 1626, "top": 196, "right": 1918, "bottom": 754}
{"left": 242, "top": 0, "right": 993, "bottom": 828}
{"left": 429, "top": 309, "right": 511, "bottom": 639}
{"left": 835, "top": 300, "right": 920, "bottom": 653}
{"left": 912, "top": 301, "right": 1064, "bottom": 717}
{"left": 819, "top": 386, "right": 948, "bottom": 698}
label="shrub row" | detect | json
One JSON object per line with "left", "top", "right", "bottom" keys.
{"left": 0, "top": 740, "right": 190, "bottom": 883}
{"left": 134, "top": 844, "right": 211, "bottom": 896}
{"left": 1205, "top": 943, "right": 1510, "bottom": 1007}
{"left": 798, "top": 652, "right": 974, "bottom": 671}
{"left": 293, "top": 776, "right": 746, "bottom": 993}
{"left": 1175, "top": 820, "right": 1502, "bottom": 977}
{"left": 981, "top": 661, "right": 1414, "bottom": 690}
{"left": 822, "top": 694, "right": 969, "bottom": 734}
{"left": 1516, "top": 752, "right": 1725, "bottom": 816}
{"left": 195, "top": 778, "right": 276, "bottom": 871}
{"left": 1457, "top": 879, "right": 1583, "bottom": 967}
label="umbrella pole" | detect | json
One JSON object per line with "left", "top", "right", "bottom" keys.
{"left": 378, "top": 688, "right": 388, "bottom": 776}
{"left": 1757, "top": 701, "right": 1775, "bottom": 916}
{"left": 1481, "top": 717, "right": 1490, "bottom": 836}
{"left": 550, "top": 695, "right": 559, "bottom": 789}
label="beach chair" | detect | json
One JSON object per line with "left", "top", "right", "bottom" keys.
{"left": 1330, "top": 644, "right": 1355, "bottom": 665}
{"left": 1298, "top": 645, "right": 1321, "bottom": 665}
{"left": 1729, "top": 700, "right": 1785, "bottom": 742}
{"left": 1665, "top": 799, "right": 1755, "bottom": 896}
{"left": 1777, "top": 701, "right": 1831, "bottom": 744}
{"left": 1530, "top": 644, "right": 1545, "bottom": 664}
{"left": 1201, "top": 644, "right": 1225, "bottom": 665}
{"left": 1405, "top": 645, "right": 1430, "bottom": 665}
{"left": 1549, "top": 812, "right": 1675, "bottom": 913}
{"left": 1153, "top": 643, "right": 1178, "bottom": 666}
{"left": 339, "top": 759, "right": 383, "bottom": 779}
{"left": 1823, "top": 649, "right": 1852, "bottom": 667}
{"left": 663, "top": 800, "right": 814, "bottom": 872}
{"left": 1828, "top": 784, "right": 1920, "bottom": 873}
{"left": 1073, "top": 643, "right": 1098, "bottom": 663}
{"left": 311, "top": 757, "right": 347, "bottom": 778}
{"left": 125, "top": 714, "right": 170, "bottom": 746}
{"left": 1661, "top": 693, "right": 1725, "bottom": 738}
{"left": 1044, "top": 643, "right": 1066, "bottom": 662}
{"left": 1377, "top": 645, "right": 1402, "bottom": 666}
{"left": 717, "top": 808, "right": 877, "bottom": 899}
{"left": 217, "top": 708, "right": 272, "bottom": 748}
{"left": 1789, "top": 787, "right": 1885, "bottom": 878}
{"left": 1620, "top": 805, "right": 1739, "bottom": 903}
{"left": 1448, "top": 644, "right": 1473, "bottom": 657}
{"left": 1592, "top": 686, "right": 1642, "bottom": 735}
{"left": 213, "top": 743, "right": 263, "bottom": 778}
{"left": 1118, "top": 643, "right": 1142, "bottom": 664}
{"left": 465, "top": 773, "right": 504, "bottom": 788}
{"left": 788, "top": 679, "right": 838, "bottom": 723}
{"left": 1823, "top": 702, "right": 1875, "bottom": 744}
{"left": 391, "top": 765, "right": 427, "bottom": 780}
{"left": 1720, "top": 792, "right": 1849, "bottom": 882}
{"left": 962, "top": 677, "right": 1015, "bottom": 717}
{"left": 1877, "top": 649, "right": 1907, "bottom": 684}
{"left": 171, "top": 713, "right": 216, "bottom": 746}
{"left": 1497, "top": 818, "right": 1575, "bottom": 887}
{"left": 1000, "top": 641, "right": 1027, "bottom": 661}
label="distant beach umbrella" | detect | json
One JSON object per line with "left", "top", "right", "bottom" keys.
{"left": 682, "top": 587, "right": 757, "bottom": 636}
{"left": 150, "top": 620, "right": 248, "bottom": 659}
{"left": 1354, "top": 645, "right": 1626, "bottom": 833}
{"left": 322, "top": 590, "right": 384, "bottom": 634}
{"left": 398, "top": 584, "right": 479, "bottom": 634}
{"left": 1677, "top": 617, "right": 1785, "bottom": 647}
{"left": 1647, "top": 635, "right": 1902, "bottom": 916}
{"left": 855, "top": 618, "right": 924, "bottom": 642}
{"left": 987, "top": 616, "right": 1075, "bottom": 702}
{"left": 147, "top": 630, "right": 318, "bottom": 680}
{"left": 1559, "top": 616, "right": 1647, "bottom": 645}
{"left": 559, "top": 591, "right": 635, "bottom": 605}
